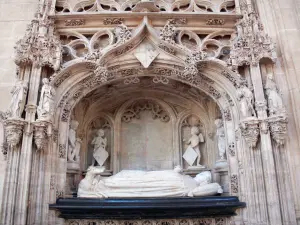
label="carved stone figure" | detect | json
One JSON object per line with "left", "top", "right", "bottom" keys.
{"left": 7, "top": 80, "right": 28, "bottom": 118}
{"left": 37, "top": 78, "right": 56, "bottom": 120}
{"left": 92, "top": 129, "right": 109, "bottom": 167}
{"left": 67, "top": 120, "right": 81, "bottom": 163}
{"left": 236, "top": 83, "right": 257, "bottom": 118}
{"left": 78, "top": 166, "right": 223, "bottom": 198}
{"left": 265, "top": 73, "right": 285, "bottom": 115}
{"left": 215, "top": 119, "right": 226, "bottom": 160}
{"left": 183, "top": 126, "right": 205, "bottom": 168}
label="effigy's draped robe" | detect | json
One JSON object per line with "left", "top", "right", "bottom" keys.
{"left": 93, "top": 170, "right": 197, "bottom": 198}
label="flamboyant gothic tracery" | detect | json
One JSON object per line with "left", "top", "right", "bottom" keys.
{"left": 0, "top": 0, "right": 297, "bottom": 225}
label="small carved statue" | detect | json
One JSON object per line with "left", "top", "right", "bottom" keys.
{"left": 265, "top": 73, "right": 285, "bottom": 115}
{"left": 215, "top": 119, "right": 226, "bottom": 160}
{"left": 92, "top": 129, "right": 109, "bottom": 167}
{"left": 183, "top": 126, "right": 205, "bottom": 168}
{"left": 37, "top": 78, "right": 56, "bottom": 120}
{"left": 67, "top": 120, "right": 81, "bottom": 162}
{"left": 236, "top": 83, "right": 257, "bottom": 118}
{"left": 7, "top": 80, "right": 28, "bottom": 118}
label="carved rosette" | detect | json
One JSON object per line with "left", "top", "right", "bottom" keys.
{"left": 33, "top": 120, "right": 52, "bottom": 151}
{"left": 4, "top": 119, "right": 26, "bottom": 149}
{"left": 239, "top": 118, "right": 260, "bottom": 149}
{"left": 267, "top": 115, "right": 288, "bottom": 147}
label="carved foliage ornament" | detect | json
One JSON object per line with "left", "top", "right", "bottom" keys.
{"left": 122, "top": 100, "right": 170, "bottom": 123}
{"left": 228, "top": 9, "right": 276, "bottom": 71}
{"left": 4, "top": 119, "right": 26, "bottom": 149}
{"left": 33, "top": 121, "right": 50, "bottom": 151}
{"left": 66, "top": 218, "right": 227, "bottom": 225}
{"left": 268, "top": 115, "right": 288, "bottom": 147}
{"left": 239, "top": 118, "right": 260, "bottom": 149}
{"left": 65, "top": 19, "right": 85, "bottom": 26}
{"left": 114, "top": 23, "right": 132, "bottom": 44}
{"left": 230, "top": 174, "right": 238, "bottom": 194}
{"left": 183, "top": 51, "right": 207, "bottom": 78}
{"left": 14, "top": 16, "right": 62, "bottom": 71}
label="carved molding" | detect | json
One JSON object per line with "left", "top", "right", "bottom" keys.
{"left": 228, "top": 142, "right": 235, "bottom": 157}
{"left": 122, "top": 100, "right": 170, "bottom": 123}
{"left": 230, "top": 174, "right": 238, "bottom": 194}
{"left": 65, "top": 19, "right": 85, "bottom": 26}
{"left": 58, "top": 144, "right": 66, "bottom": 158}
{"left": 103, "top": 18, "right": 124, "bottom": 25}
{"left": 66, "top": 218, "right": 227, "bottom": 225}
{"left": 206, "top": 19, "right": 225, "bottom": 26}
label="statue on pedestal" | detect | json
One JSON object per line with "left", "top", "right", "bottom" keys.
{"left": 78, "top": 166, "right": 223, "bottom": 198}
{"left": 37, "top": 78, "right": 55, "bottom": 120}
{"left": 67, "top": 120, "right": 81, "bottom": 164}
{"left": 7, "top": 80, "right": 28, "bottom": 118}
{"left": 91, "top": 129, "right": 109, "bottom": 167}
{"left": 265, "top": 73, "right": 285, "bottom": 115}
{"left": 215, "top": 119, "right": 226, "bottom": 160}
{"left": 183, "top": 126, "right": 205, "bottom": 169}
{"left": 236, "top": 83, "right": 256, "bottom": 118}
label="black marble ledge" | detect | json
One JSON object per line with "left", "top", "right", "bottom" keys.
{"left": 49, "top": 196, "right": 246, "bottom": 220}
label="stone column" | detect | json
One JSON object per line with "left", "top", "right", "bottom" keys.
{"left": 14, "top": 66, "right": 42, "bottom": 225}
{"left": 249, "top": 65, "right": 282, "bottom": 225}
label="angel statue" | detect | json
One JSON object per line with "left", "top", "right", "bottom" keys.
{"left": 183, "top": 126, "right": 205, "bottom": 169}
{"left": 91, "top": 129, "right": 109, "bottom": 167}
{"left": 67, "top": 120, "right": 82, "bottom": 163}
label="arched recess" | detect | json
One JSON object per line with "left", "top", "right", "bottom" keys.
{"left": 46, "top": 16, "right": 250, "bottom": 223}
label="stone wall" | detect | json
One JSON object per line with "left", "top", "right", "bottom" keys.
{"left": 0, "top": 0, "right": 37, "bottom": 213}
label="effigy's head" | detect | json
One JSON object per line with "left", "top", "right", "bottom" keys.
{"left": 194, "top": 171, "right": 212, "bottom": 186}
{"left": 174, "top": 165, "right": 183, "bottom": 173}
{"left": 70, "top": 120, "right": 79, "bottom": 130}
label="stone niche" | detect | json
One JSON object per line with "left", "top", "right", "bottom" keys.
{"left": 68, "top": 78, "right": 226, "bottom": 194}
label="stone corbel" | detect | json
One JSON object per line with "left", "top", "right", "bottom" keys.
{"left": 267, "top": 114, "right": 288, "bottom": 147}
{"left": 4, "top": 118, "right": 26, "bottom": 149}
{"left": 33, "top": 120, "right": 52, "bottom": 151}
{"left": 239, "top": 117, "right": 260, "bottom": 149}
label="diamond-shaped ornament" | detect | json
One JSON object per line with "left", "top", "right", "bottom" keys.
{"left": 93, "top": 149, "right": 109, "bottom": 167}
{"left": 183, "top": 146, "right": 197, "bottom": 166}
{"left": 134, "top": 39, "right": 159, "bottom": 68}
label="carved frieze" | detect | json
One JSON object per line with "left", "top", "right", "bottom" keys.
{"left": 122, "top": 100, "right": 170, "bottom": 123}
{"left": 66, "top": 218, "right": 227, "bottom": 225}
{"left": 206, "top": 19, "right": 225, "bottom": 26}
{"left": 65, "top": 19, "right": 85, "bottom": 26}
{"left": 103, "top": 18, "right": 124, "bottom": 25}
